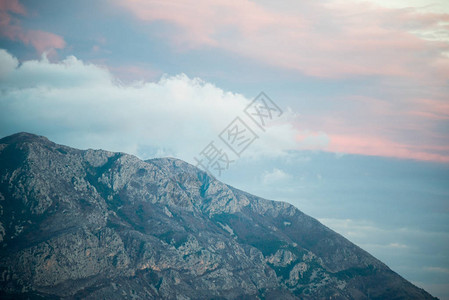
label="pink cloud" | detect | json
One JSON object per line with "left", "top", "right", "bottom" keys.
{"left": 22, "top": 30, "right": 66, "bottom": 53}
{"left": 326, "top": 134, "right": 449, "bottom": 163}
{"left": 406, "top": 98, "right": 449, "bottom": 121}
{"left": 116, "top": 0, "right": 449, "bottom": 80}
{"left": 293, "top": 93, "right": 449, "bottom": 163}
{"left": 0, "top": 0, "right": 25, "bottom": 15}
{"left": 0, "top": 0, "right": 66, "bottom": 54}
{"left": 116, "top": 0, "right": 280, "bottom": 48}
{"left": 108, "top": 64, "right": 161, "bottom": 83}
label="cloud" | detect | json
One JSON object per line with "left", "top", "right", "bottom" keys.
{"left": 115, "top": 0, "right": 449, "bottom": 80}
{"left": 0, "top": 0, "right": 65, "bottom": 54}
{"left": 407, "top": 98, "right": 449, "bottom": 121}
{"left": 296, "top": 131, "right": 330, "bottom": 150}
{"left": 0, "top": 49, "right": 325, "bottom": 164}
{"left": 108, "top": 64, "right": 161, "bottom": 83}
{"left": 294, "top": 91, "right": 449, "bottom": 163}
{"left": 110, "top": 0, "right": 449, "bottom": 164}
{"left": 20, "top": 30, "right": 66, "bottom": 54}
{"left": 339, "top": 218, "right": 449, "bottom": 299}
{"left": 0, "top": 49, "right": 18, "bottom": 79}
{"left": 262, "top": 168, "right": 291, "bottom": 185}
{"left": 350, "top": 0, "right": 449, "bottom": 15}
{"left": 114, "top": 0, "right": 278, "bottom": 49}
{"left": 424, "top": 267, "right": 449, "bottom": 274}
{"left": 388, "top": 242, "right": 408, "bottom": 249}
{"left": 318, "top": 218, "right": 449, "bottom": 254}
{"left": 0, "top": 0, "right": 25, "bottom": 14}
{"left": 328, "top": 134, "right": 449, "bottom": 163}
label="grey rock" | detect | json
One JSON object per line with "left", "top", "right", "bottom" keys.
{"left": 0, "top": 132, "right": 437, "bottom": 299}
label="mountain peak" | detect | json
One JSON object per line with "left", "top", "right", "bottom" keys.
{"left": 0, "top": 133, "right": 437, "bottom": 299}
{"left": 0, "top": 132, "right": 50, "bottom": 145}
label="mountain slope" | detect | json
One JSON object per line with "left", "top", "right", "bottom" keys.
{"left": 0, "top": 132, "right": 436, "bottom": 299}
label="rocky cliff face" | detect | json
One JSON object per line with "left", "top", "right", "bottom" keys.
{"left": 0, "top": 133, "right": 436, "bottom": 299}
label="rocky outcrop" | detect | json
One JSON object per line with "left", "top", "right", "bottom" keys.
{"left": 0, "top": 132, "right": 436, "bottom": 299}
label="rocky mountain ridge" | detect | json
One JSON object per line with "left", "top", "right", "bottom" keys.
{"left": 0, "top": 132, "right": 437, "bottom": 299}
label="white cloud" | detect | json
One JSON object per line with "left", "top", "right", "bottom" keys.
{"left": 388, "top": 242, "right": 408, "bottom": 249}
{"left": 424, "top": 266, "right": 449, "bottom": 274}
{"left": 318, "top": 217, "right": 449, "bottom": 260}
{"left": 0, "top": 49, "right": 18, "bottom": 79}
{"left": 352, "top": 0, "right": 449, "bottom": 14}
{"left": 262, "top": 168, "right": 291, "bottom": 184}
{"left": 0, "top": 50, "right": 327, "bottom": 164}
{"left": 297, "top": 130, "right": 330, "bottom": 150}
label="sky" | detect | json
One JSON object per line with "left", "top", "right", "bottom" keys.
{"left": 0, "top": 0, "right": 448, "bottom": 298}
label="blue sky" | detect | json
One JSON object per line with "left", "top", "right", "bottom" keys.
{"left": 0, "top": 0, "right": 448, "bottom": 298}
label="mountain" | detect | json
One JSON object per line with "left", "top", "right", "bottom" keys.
{"left": 0, "top": 132, "right": 436, "bottom": 299}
